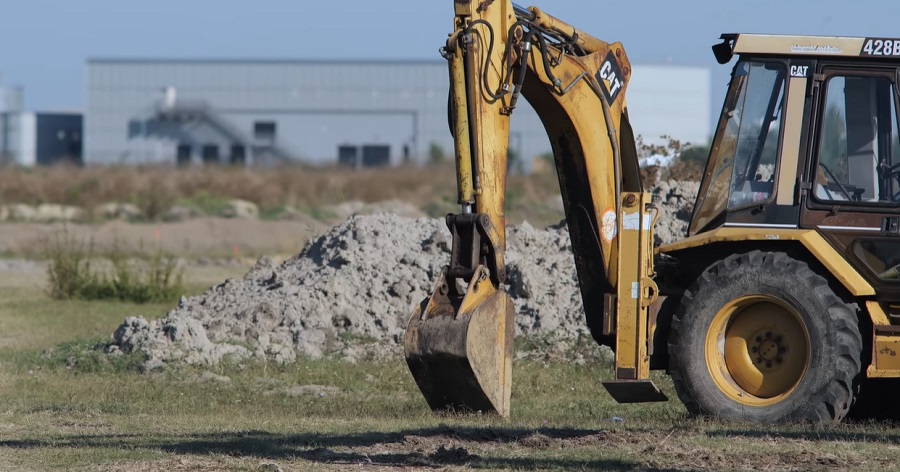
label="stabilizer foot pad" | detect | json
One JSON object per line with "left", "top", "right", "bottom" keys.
{"left": 602, "top": 380, "right": 668, "bottom": 403}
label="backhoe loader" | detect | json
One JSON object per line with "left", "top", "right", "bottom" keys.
{"left": 404, "top": 0, "right": 900, "bottom": 423}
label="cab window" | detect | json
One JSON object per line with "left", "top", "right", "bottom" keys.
{"left": 727, "top": 63, "right": 785, "bottom": 210}
{"left": 691, "top": 60, "right": 785, "bottom": 233}
{"left": 815, "top": 74, "right": 900, "bottom": 203}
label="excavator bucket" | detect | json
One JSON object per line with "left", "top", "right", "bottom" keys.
{"left": 404, "top": 267, "right": 515, "bottom": 416}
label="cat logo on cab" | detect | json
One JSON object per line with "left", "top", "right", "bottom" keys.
{"left": 790, "top": 65, "right": 809, "bottom": 77}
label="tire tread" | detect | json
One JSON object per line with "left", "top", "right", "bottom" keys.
{"left": 668, "top": 250, "right": 862, "bottom": 423}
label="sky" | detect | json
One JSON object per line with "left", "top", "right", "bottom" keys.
{"left": 2, "top": 0, "right": 899, "bottom": 115}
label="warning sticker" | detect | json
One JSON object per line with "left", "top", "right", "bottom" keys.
{"left": 601, "top": 210, "right": 617, "bottom": 242}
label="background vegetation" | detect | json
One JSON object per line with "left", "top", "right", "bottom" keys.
{"left": 44, "top": 230, "right": 184, "bottom": 303}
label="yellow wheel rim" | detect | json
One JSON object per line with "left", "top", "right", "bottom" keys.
{"left": 705, "top": 295, "right": 810, "bottom": 407}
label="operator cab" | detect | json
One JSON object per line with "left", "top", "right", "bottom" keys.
{"left": 688, "top": 34, "right": 900, "bottom": 298}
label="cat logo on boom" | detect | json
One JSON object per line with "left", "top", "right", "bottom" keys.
{"left": 597, "top": 52, "right": 624, "bottom": 102}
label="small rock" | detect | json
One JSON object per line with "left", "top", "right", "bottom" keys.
{"left": 221, "top": 199, "right": 259, "bottom": 219}
{"left": 7, "top": 204, "right": 36, "bottom": 221}
{"left": 34, "top": 204, "right": 84, "bottom": 222}
{"left": 283, "top": 385, "right": 342, "bottom": 398}
{"left": 163, "top": 205, "right": 203, "bottom": 222}
{"left": 95, "top": 202, "right": 144, "bottom": 220}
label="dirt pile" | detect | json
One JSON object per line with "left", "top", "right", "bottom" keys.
{"left": 111, "top": 183, "right": 697, "bottom": 369}
{"left": 111, "top": 215, "right": 593, "bottom": 369}
{"left": 651, "top": 180, "right": 700, "bottom": 246}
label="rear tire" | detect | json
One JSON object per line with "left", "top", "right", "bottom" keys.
{"left": 669, "top": 251, "right": 862, "bottom": 422}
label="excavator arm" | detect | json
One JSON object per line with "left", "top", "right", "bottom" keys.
{"left": 404, "top": 0, "right": 666, "bottom": 417}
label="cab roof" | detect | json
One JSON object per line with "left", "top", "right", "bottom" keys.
{"left": 713, "top": 33, "right": 900, "bottom": 64}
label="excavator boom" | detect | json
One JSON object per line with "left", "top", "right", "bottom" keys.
{"left": 404, "top": 1, "right": 665, "bottom": 416}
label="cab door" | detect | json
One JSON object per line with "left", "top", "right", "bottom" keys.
{"left": 800, "top": 64, "right": 900, "bottom": 301}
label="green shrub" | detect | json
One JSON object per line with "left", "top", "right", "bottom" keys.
{"left": 45, "top": 230, "right": 184, "bottom": 304}
{"left": 34, "top": 339, "right": 148, "bottom": 374}
{"left": 174, "top": 190, "right": 230, "bottom": 216}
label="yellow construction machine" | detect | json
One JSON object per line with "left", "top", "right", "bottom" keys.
{"left": 405, "top": 0, "right": 900, "bottom": 423}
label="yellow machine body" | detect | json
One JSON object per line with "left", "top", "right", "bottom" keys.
{"left": 406, "top": 2, "right": 900, "bottom": 422}
{"left": 404, "top": 0, "right": 664, "bottom": 416}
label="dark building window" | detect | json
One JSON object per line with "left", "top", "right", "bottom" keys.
{"left": 202, "top": 144, "right": 219, "bottom": 165}
{"left": 176, "top": 143, "right": 192, "bottom": 166}
{"left": 127, "top": 119, "right": 143, "bottom": 138}
{"left": 230, "top": 144, "right": 246, "bottom": 166}
{"left": 338, "top": 145, "right": 358, "bottom": 168}
{"left": 361, "top": 144, "right": 391, "bottom": 167}
{"left": 254, "top": 121, "right": 276, "bottom": 142}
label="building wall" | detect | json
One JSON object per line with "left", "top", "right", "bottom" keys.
{"left": 627, "top": 65, "right": 712, "bottom": 147}
{"left": 18, "top": 113, "right": 36, "bottom": 167}
{"left": 85, "top": 60, "right": 710, "bottom": 166}
{"left": 0, "top": 84, "right": 82, "bottom": 166}
{"left": 0, "top": 84, "right": 23, "bottom": 164}
{"left": 7, "top": 113, "right": 82, "bottom": 166}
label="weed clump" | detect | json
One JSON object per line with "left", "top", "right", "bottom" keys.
{"left": 45, "top": 229, "right": 184, "bottom": 303}
{"left": 38, "top": 339, "right": 149, "bottom": 374}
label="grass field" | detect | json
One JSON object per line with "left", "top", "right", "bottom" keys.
{"left": 0, "top": 269, "right": 899, "bottom": 470}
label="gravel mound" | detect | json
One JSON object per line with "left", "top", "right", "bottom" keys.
{"left": 111, "top": 182, "right": 697, "bottom": 370}
{"left": 652, "top": 180, "right": 700, "bottom": 246}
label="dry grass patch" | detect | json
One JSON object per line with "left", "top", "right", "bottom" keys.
{"left": 0, "top": 164, "right": 567, "bottom": 226}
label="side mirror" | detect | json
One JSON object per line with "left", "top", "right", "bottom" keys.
{"left": 712, "top": 39, "right": 734, "bottom": 65}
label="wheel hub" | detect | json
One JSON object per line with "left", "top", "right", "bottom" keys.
{"left": 752, "top": 332, "right": 788, "bottom": 369}
{"left": 705, "top": 296, "right": 811, "bottom": 406}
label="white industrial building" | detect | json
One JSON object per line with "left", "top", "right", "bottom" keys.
{"left": 84, "top": 59, "right": 711, "bottom": 167}
{"left": 0, "top": 81, "right": 82, "bottom": 166}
